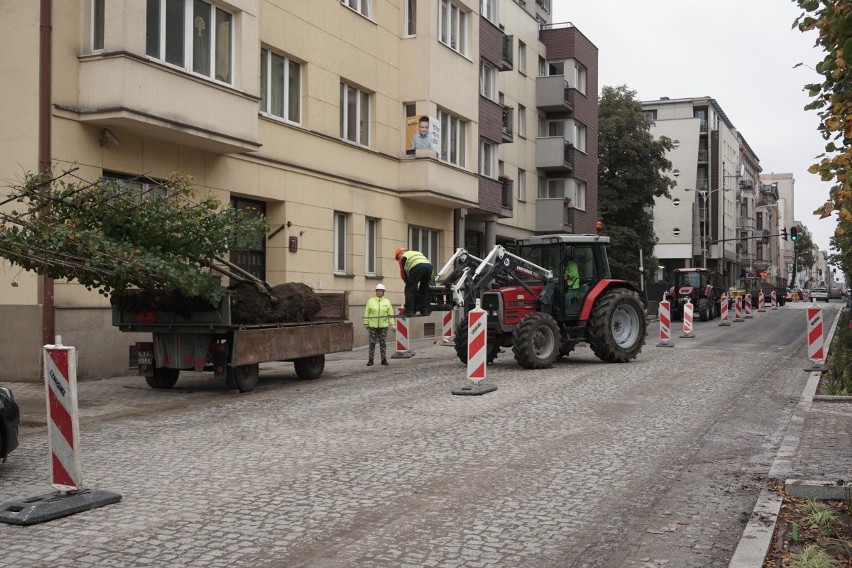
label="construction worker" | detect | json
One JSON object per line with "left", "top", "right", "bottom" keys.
{"left": 363, "top": 283, "right": 393, "bottom": 366}
{"left": 394, "top": 246, "right": 433, "bottom": 316}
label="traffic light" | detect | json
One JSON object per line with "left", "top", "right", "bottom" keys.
{"left": 782, "top": 228, "right": 788, "bottom": 241}
{"left": 790, "top": 226, "right": 799, "bottom": 242}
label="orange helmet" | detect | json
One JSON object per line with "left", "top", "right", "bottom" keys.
{"left": 394, "top": 246, "right": 406, "bottom": 260}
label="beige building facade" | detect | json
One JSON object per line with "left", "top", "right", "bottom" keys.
{"left": 0, "top": 0, "right": 598, "bottom": 381}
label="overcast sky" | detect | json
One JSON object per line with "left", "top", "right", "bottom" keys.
{"left": 552, "top": 0, "right": 838, "bottom": 254}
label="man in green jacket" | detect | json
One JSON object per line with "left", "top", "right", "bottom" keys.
{"left": 363, "top": 283, "right": 394, "bottom": 366}
{"left": 394, "top": 246, "right": 433, "bottom": 316}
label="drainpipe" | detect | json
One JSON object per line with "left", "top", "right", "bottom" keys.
{"left": 40, "top": 0, "right": 54, "bottom": 346}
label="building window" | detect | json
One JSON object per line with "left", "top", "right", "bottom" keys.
{"left": 538, "top": 178, "right": 566, "bottom": 199}
{"left": 481, "top": 0, "right": 497, "bottom": 23}
{"left": 756, "top": 211, "right": 764, "bottom": 230}
{"left": 480, "top": 140, "right": 497, "bottom": 178}
{"left": 409, "top": 226, "right": 439, "bottom": 268}
{"left": 574, "top": 122, "right": 587, "bottom": 152}
{"left": 146, "top": 0, "right": 233, "bottom": 84}
{"left": 540, "top": 119, "right": 565, "bottom": 138}
{"left": 518, "top": 41, "right": 526, "bottom": 75}
{"left": 340, "top": 83, "right": 371, "bottom": 146}
{"left": 404, "top": 0, "right": 416, "bottom": 35}
{"left": 480, "top": 62, "right": 498, "bottom": 102}
{"left": 757, "top": 242, "right": 764, "bottom": 261}
{"left": 570, "top": 180, "right": 586, "bottom": 211}
{"left": 644, "top": 109, "right": 657, "bottom": 123}
{"left": 365, "top": 217, "right": 378, "bottom": 276}
{"left": 438, "top": 110, "right": 465, "bottom": 166}
{"left": 439, "top": 0, "right": 467, "bottom": 55}
{"left": 334, "top": 212, "right": 349, "bottom": 275}
{"left": 547, "top": 60, "right": 564, "bottom": 76}
{"left": 518, "top": 104, "right": 526, "bottom": 138}
{"left": 342, "top": 0, "right": 371, "bottom": 18}
{"left": 535, "top": 0, "right": 551, "bottom": 12}
{"left": 518, "top": 169, "right": 526, "bottom": 201}
{"left": 672, "top": 198, "right": 681, "bottom": 207}
{"left": 672, "top": 227, "right": 681, "bottom": 237}
{"left": 260, "top": 49, "right": 301, "bottom": 124}
{"left": 231, "top": 197, "right": 267, "bottom": 281}
{"left": 92, "top": 0, "right": 105, "bottom": 51}
{"left": 573, "top": 62, "right": 587, "bottom": 94}
{"left": 538, "top": 56, "right": 546, "bottom": 77}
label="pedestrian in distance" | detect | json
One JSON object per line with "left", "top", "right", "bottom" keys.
{"left": 363, "top": 283, "right": 394, "bottom": 366}
{"left": 394, "top": 246, "right": 433, "bottom": 316}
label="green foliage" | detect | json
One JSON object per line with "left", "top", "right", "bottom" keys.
{"left": 791, "top": 543, "right": 839, "bottom": 567}
{"left": 825, "top": 309, "right": 852, "bottom": 395}
{"left": 0, "top": 169, "right": 269, "bottom": 305}
{"left": 801, "top": 500, "right": 840, "bottom": 536}
{"left": 795, "top": 229, "right": 817, "bottom": 273}
{"left": 597, "top": 85, "right": 676, "bottom": 282}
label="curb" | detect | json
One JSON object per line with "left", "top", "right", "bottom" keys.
{"left": 727, "top": 489, "right": 783, "bottom": 568}
{"left": 785, "top": 479, "right": 852, "bottom": 500}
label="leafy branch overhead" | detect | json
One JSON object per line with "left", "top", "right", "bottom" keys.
{"left": 0, "top": 169, "right": 269, "bottom": 305}
{"left": 793, "top": 0, "right": 852, "bottom": 277}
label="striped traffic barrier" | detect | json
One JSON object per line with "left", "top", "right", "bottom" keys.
{"left": 771, "top": 290, "right": 778, "bottom": 310}
{"left": 657, "top": 300, "right": 675, "bottom": 347}
{"left": 733, "top": 295, "right": 744, "bottom": 322}
{"left": 0, "top": 338, "right": 121, "bottom": 525}
{"left": 718, "top": 293, "right": 731, "bottom": 326}
{"left": 758, "top": 290, "right": 766, "bottom": 312}
{"left": 452, "top": 300, "right": 497, "bottom": 395}
{"left": 391, "top": 307, "right": 415, "bottom": 359}
{"left": 744, "top": 293, "right": 754, "bottom": 319}
{"left": 680, "top": 300, "right": 696, "bottom": 338}
{"left": 436, "top": 310, "right": 454, "bottom": 346}
{"left": 805, "top": 305, "right": 827, "bottom": 371}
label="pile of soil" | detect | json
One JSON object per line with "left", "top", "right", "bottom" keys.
{"left": 229, "top": 281, "right": 321, "bottom": 324}
{"left": 112, "top": 282, "right": 323, "bottom": 325}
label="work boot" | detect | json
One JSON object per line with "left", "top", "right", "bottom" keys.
{"left": 367, "top": 360, "right": 374, "bottom": 366}
{"left": 381, "top": 359, "right": 389, "bottom": 366}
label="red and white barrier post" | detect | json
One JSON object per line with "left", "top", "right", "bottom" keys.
{"left": 452, "top": 300, "right": 497, "bottom": 395}
{"left": 758, "top": 290, "right": 766, "bottom": 312}
{"left": 771, "top": 290, "right": 778, "bottom": 310}
{"left": 0, "top": 339, "right": 121, "bottom": 526}
{"left": 392, "top": 306, "right": 415, "bottom": 359}
{"left": 744, "top": 293, "right": 754, "bottom": 319}
{"left": 680, "top": 300, "right": 696, "bottom": 339}
{"left": 436, "top": 310, "right": 454, "bottom": 346}
{"left": 733, "top": 295, "right": 745, "bottom": 323}
{"left": 805, "top": 305, "right": 827, "bottom": 371}
{"left": 718, "top": 293, "right": 731, "bottom": 326}
{"left": 657, "top": 299, "right": 674, "bottom": 347}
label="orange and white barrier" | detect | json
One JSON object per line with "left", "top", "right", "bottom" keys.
{"left": 771, "top": 290, "right": 778, "bottom": 310}
{"left": 436, "top": 310, "right": 454, "bottom": 346}
{"left": 733, "top": 295, "right": 744, "bottom": 323}
{"left": 44, "top": 341, "right": 82, "bottom": 491}
{"left": 719, "top": 293, "right": 731, "bottom": 326}
{"left": 680, "top": 300, "right": 696, "bottom": 338}
{"left": 657, "top": 300, "right": 674, "bottom": 347}
{"left": 744, "top": 293, "right": 754, "bottom": 319}
{"left": 758, "top": 290, "right": 766, "bottom": 312}
{"left": 392, "top": 307, "right": 415, "bottom": 359}
{"left": 806, "top": 305, "right": 825, "bottom": 370}
{"left": 467, "top": 301, "right": 487, "bottom": 381}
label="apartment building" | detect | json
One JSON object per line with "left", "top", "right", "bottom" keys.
{"left": 0, "top": 0, "right": 598, "bottom": 380}
{"left": 760, "top": 173, "right": 796, "bottom": 288}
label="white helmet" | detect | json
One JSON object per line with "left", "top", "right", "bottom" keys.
{"left": 375, "top": 283, "right": 386, "bottom": 291}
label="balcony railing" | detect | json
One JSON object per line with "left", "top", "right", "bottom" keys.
{"left": 535, "top": 137, "right": 573, "bottom": 171}
{"left": 536, "top": 75, "right": 573, "bottom": 112}
{"left": 500, "top": 179, "right": 514, "bottom": 209}
{"left": 501, "top": 34, "right": 514, "bottom": 71}
{"left": 501, "top": 106, "right": 514, "bottom": 142}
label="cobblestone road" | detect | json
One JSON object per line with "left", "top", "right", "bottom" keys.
{"left": 0, "top": 306, "right": 820, "bottom": 567}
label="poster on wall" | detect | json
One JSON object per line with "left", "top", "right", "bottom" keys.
{"left": 406, "top": 115, "right": 440, "bottom": 154}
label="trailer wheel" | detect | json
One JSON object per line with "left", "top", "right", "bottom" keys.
{"left": 294, "top": 355, "right": 325, "bottom": 380}
{"left": 145, "top": 367, "right": 179, "bottom": 389}
{"left": 587, "top": 288, "right": 646, "bottom": 363}
{"left": 698, "top": 298, "right": 712, "bottom": 321}
{"left": 453, "top": 317, "right": 500, "bottom": 365}
{"left": 226, "top": 363, "right": 259, "bottom": 392}
{"left": 512, "top": 312, "right": 560, "bottom": 369}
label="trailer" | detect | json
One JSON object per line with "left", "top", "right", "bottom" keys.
{"left": 113, "top": 292, "right": 353, "bottom": 392}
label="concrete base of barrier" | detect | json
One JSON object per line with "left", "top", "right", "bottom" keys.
{"left": 656, "top": 340, "right": 674, "bottom": 347}
{"left": 0, "top": 489, "right": 121, "bottom": 526}
{"left": 435, "top": 336, "right": 454, "bottom": 346}
{"left": 719, "top": 320, "right": 731, "bottom": 326}
{"left": 804, "top": 363, "right": 828, "bottom": 372}
{"left": 451, "top": 382, "right": 498, "bottom": 396}
{"left": 679, "top": 332, "right": 695, "bottom": 339}
{"left": 391, "top": 351, "right": 415, "bottom": 359}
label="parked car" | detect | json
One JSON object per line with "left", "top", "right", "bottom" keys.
{"left": 810, "top": 286, "right": 829, "bottom": 303}
{"left": 0, "top": 386, "right": 20, "bottom": 462}
{"left": 829, "top": 286, "right": 843, "bottom": 299}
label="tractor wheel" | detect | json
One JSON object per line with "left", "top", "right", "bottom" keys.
{"left": 453, "top": 317, "right": 500, "bottom": 365}
{"left": 512, "top": 312, "right": 560, "bottom": 369}
{"left": 587, "top": 288, "right": 646, "bottom": 363}
{"left": 226, "top": 363, "right": 260, "bottom": 392}
{"left": 145, "top": 366, "right": 179, "bottom": 390}
{"left": 294, "top": 355, "right": 325, "bottom": 380}
{"left": 698, "top": 298, "right": 712, "bottom": 321}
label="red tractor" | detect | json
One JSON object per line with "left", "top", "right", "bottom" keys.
{"left": 667, "top": 268, "right": 724, "bottom": 321}
{"left": 430, "top": 234, "right": 647, "bottom": 369}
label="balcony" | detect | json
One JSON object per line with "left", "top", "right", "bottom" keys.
{"left": 697, "top": 149, "right": 708, "bottom": 163}
{"left": 501, "top": 34, "right": 514, "bottom": 71}
{"left": 737, "top": 217, "right": 756, "bottom": 232}
{"left": 536, "top": 76, "right": 573, "bottom": 112}
{"left": 501, "top": 106, "right": 515, "bottom": 143}
{"left": 74, "top": 54, "right": 260, "bottom": 154}
{"left": 535, "top": 137, "right": 573, "bottom": 171}
{"left": 535, "top": 197, "right": 573, "bottom": 233}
